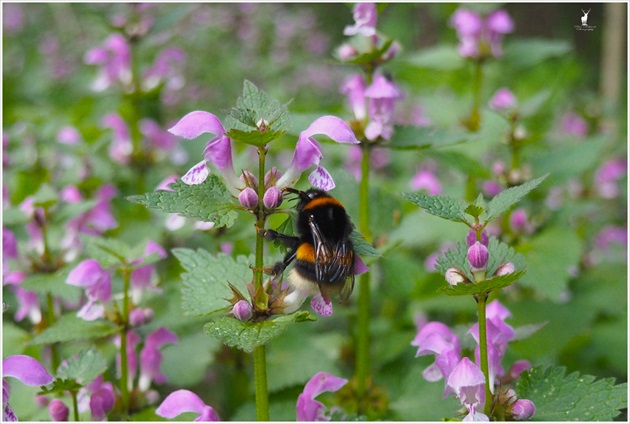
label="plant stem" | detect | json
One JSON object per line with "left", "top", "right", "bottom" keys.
{"left": 253, "top": 345, "right": 270, "bottom": 421}
{"left": 71, "top": 390, "right": 80, "bottom": 421}
{"left": 253, "top": 145, "right": 269, "bottom": 421}
{"left": 476, "top": 293, "right": 493, "bottom": 416}
{"left": 119, "top": 268, "right": 131, "bottom": 418}
{"left": 469, "top": 60, "right": 483, "bottom": 131}
{"left": 355, "top": 142, "right": 372, "bottom": 411}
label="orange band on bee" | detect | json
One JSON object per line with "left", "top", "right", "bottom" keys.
{"left": 296, "top": 243, "right": 315, "bottom": 262}
{"left": 303, "top": 196, "right": 343, "bottom": 211}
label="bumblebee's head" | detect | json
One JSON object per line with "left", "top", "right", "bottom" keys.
{"left": 284, "top": 187, "right": 329, "bottom": 210}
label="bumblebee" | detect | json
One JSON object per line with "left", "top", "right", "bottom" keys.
{"left": 258, "top": 187, "right": 356, "bottom": 303}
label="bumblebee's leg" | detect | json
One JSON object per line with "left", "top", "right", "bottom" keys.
{"left": 256, "top": 225, "right": 300, "bottom": 249}
{"left": 266, "top": 250, "right": 297, "bottom": 277}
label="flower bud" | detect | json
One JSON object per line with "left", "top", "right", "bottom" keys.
{"left": 240, "top": 170, "right": 258, "bottom": 190}
{"left": 238, "top": 187, "right": 258, "bottom": 209}
{"left": 263, "top": 186, "right": 283, "bottom": 210}
{"left": 489, "top": 87, "right": 517, "bottom": 111}
{"left": 49, "top": 399, "right": 69, "bottom": 421}
{"left": 468, "top": 241, "right": 489, "bottom": 270}
{"left": 338, "top": 43, "right": 358, "bottom": 61}
{"left": 232, "top": 300, "right": 253, "bottom": 321}
{"left": 129, "top": 307, "right": 154, "bottom": 327}
{"left": 466, "top": 230, "right": 489, "bottom": 247}
{"left": 445, "top": 268, "right": 466, "bottom": 286}
{"left": 495, "top": 262, "right": 516, "bottom": 276}
{"left": 510, "top": 399, "right": 536, "bottom": 420}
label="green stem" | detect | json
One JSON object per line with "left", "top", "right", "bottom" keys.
{"left": 476, "top": 293, "right": 493, "bottom": 416}
{"left": 469, "top": 60, "right": 484, "bottom": 131}
{"left": 119, "top": 268, "right": 131, "bottom": 418}
{"left": 253, "top": 345, "right": 270, "bottom": 421}
{"left": 71, "top": 390, "right": 80, "bottom": 421}
{"left": 46, "top": 293, "right": 60, "bottom": 371}
{"left": 253, "top": 145, "right": 269, "bottom": 421}
{"left": 355, "top": 142, "right": 372, "bottom": 410}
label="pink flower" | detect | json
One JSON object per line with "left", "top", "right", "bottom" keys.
{"left": 489, "top": 88, "right": 517, "bottom": 111}
{"left": 84, "top": 34, "right": 132, "bottom": 91}
{"left": 156, "top": 389, "right": 220, "bottom": 421}
{"left": 101, "top": 113, "right": 133, "bottom": 164}
{"left": 66, "top": 259, "right": 111, "bottom": 321}
{"left": 3, "top": 355, "right": 54, "bottom": 422}
{"left": 138, "top": 327, "right": 178, "bottom": 391}
{"left": 411, "top": 322, "right": 461, "bottom": 385}
{"left": 343, "top": 3, "right": 377, "bottom": 37}
{"left": 560, "top": 112, "right": 588, "bottom": 137}
{"left": 276, "top": 116, "right": 359, "bottom": 191}
{"left": 410, "top": 168, "right": 442, "bottom": 194}
{"left": 450, "top": 8, "right": 513, "bottom": 59}
{"left": 296, "top": 372, "right": 348, "bottom": 421}
{"left": 446, "top": 357, "right": 488, "bottom": 421}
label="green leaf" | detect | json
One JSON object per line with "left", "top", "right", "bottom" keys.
{"left": 518, "top": 227, "right": 583, "bottom": 301}
{"left": 126, "top": 175, "right": 239, "bottom": 229}
{"left": 39, "top": 378, "right": 82, "bottom": 395}
{"left": 32, "top": 183, "right": 58, "bottom": 209}
{"left": 485, "top": 237, "right": 526, "bottom": 277}
{"left": 485, "top": 174, "right": 548, "bottom": 222}
{"left": 172, "top": 248, "right": 252, "bottom": 316}
{"left": 20, "top": 268, "right": 82, "bottom": 304}
{"left": 56, "top": 348, "right": 108, "bottom": 386}
{"left": 223, "top": 80, "right": 291, "bottom": 146}
{"left": 350, "top": 230, "right": 381, "bottom": 257}
{"left": 2, "top": 207, "right": 30, "bottom": 226}
{"left": 402, "top": 45, "right": 464, "bottom": 70}
{"left": 436, "top": 270, "right": 525, "bottom": 296}
{"left": 203, "top": 311, "right": 316, "bottom": 353}
{"left": 400, "top": 192, "right": 468, "bottom": 224}
{"left": 29, "top": 313, "right": 121, "bottom": 345}
{"left": 435, "top": 240, "right": 474, "bottom": 281}
{"left": 387, "top": 126, "right": 467, "bottom": 150}
{"left": 504, "top": 39, "right": 572, "bottom": 69}
{"left": 81, "top": 235, "right": 131, "bottom": 268}
{"left": 517, "top": 366, "right": 627, "bottom": 421}
{"left": 343, "top": 37, "right": 394, "bottom": 66}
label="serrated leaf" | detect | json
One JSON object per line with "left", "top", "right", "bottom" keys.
{"left": 56, "top": 348, "right": 108, "bottom": 386}
{"left": 126, "top": 175, "right": 239, "bottom": 229}
{"left": 387, "top": 126, "right": 467, "bottom": 150}
{"left": 485, "top": 237, "right": 526, "bottom": 277}
{"left": 29, "top": 313, "right": 121, "bottom": 345}
{"left": 223, "top": 80, "right": 291, "bottom": 146}
{"left": 203, "top": 311, "right": 316, "bottom": 353}
{"left": 517, "top": 366, "right": 627, "bottom": 421}
{"left": 485, "top": 174, "right": 548, "bottom": 222}
{"left": 437, "top": 270, "right": 525, "bottom": 296}
{"left": 80, "top": 234, "right": 131, "bottom": 268}
{"left": 400, "top": 192, "right": 468, "bottom": 224}
{"left": 464, "top": 204, "right": 485, "bottom": 218}
{"left": 350, "top": 230, "right": 381, "bottom": 257}
{"left": 39, "top": 378, "right": 82, "bottom": 395}
{"left": 435, "top": 241, "right": 474, "bottom": 281}
{"left": 172, "top": 248, "right": 252, "bottom": 316}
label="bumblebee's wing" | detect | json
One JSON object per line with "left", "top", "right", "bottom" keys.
{"left": 308, "top": 216, "right": 354, "bottom": 285}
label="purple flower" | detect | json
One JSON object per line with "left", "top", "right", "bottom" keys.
{"left": 594, "top": 158, "right": 626, "bottom": 199}
{"left": 345, "top": 145, "right": 390, "bottom": 181}
{"left": 411, "top": 321, "right": 461, "bottom": 385}
{"left": 131, "top": 240, "right": 166, "bottom": 303}
{"left": 310, "top": 295, "right": 333, "bottom": 317}
{"left": 48, "top": 399, "right": 69, "bottom": 421}
{"left": 140, "top": 119, "right": 177, "bottom": 151}
{"left": 101, "top": 113, "right": 133, "bottom": 164}
{"left": 276, "top": 116, "right": 359, "bottom": 191}
{"left": 66, "top": 259, "right": 112, "bottom": 321}
{"left": 142, "top": 47, "right": 186, "bottom": 91}
{"left": 84, "top": 34, "right": 132, "bottom": 91}
{"left": 138, "top": 327, "right": 178, "bottom": 391}
{"left": 156, "top": 389, "right": 220, "bottom": 421}
{"left": 343, "top": 3, "right": 377, "bottom": 37}
{"left": 168, "top": 111, "right": 241, "bottom": 190}
{"left": 296, "top": 372, "right": 348, "bottom": 421}
{"left": 232, "top": 300, "right": 253, "bottom": 321}
{"left": 364, "top": 74, "right": 403, "bottom": 141}
{"left": 509, "top": 209, "right": 534, "bottom": 235}
{"left": 489, "top": 88, "right": 517, "bottom": 111}
{"left": 77, "top": 376, "right": 115, "bottom": 420}
{"left": 410, "top": 168, "right": 442, "bottom": 194}
{"left": 495, "top": 262, "right": 516, "bottom": 276}
{"left": 57, "top": 126, "right": 82, "bottom": 145}
{"left": 468, "top": 242, "right": 489, "bottom": 271}
{"left": 341, "top": 74, "right": 367, "bottom": 121}
{"left": 238, "top": 187, "right": 259, "bottom": 209}
{"left": 446, "top": 357, "right": 487, "bottom": 421}
{"left": 12, "top": 284, "right": 42, "bottom": 324}
{"left": 560, "top": 112, "right": 588, "bottom": 137}
{"left": 263, "top": 186, "right": 283, "bottom": 210}
{"left": 3, "top": 355, "right": 54, "bottom": 422}
{"left": 510, "top": 398, "right": 536, "bottom": 420}
{"left": 450, "top": 8, "right": 513, "bottom": 59}
{"left": 466, "top": 230, "right": 489, "bottom": 247}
